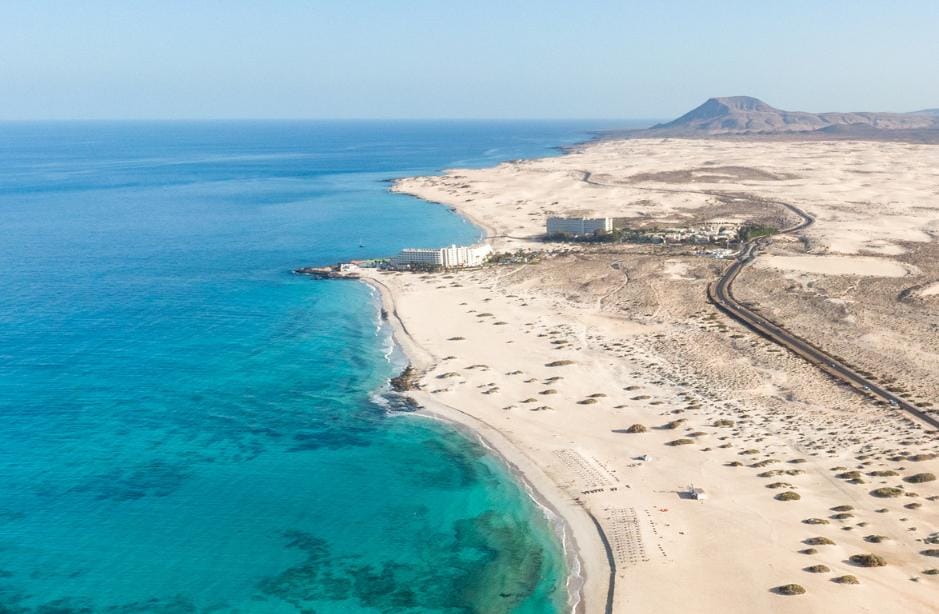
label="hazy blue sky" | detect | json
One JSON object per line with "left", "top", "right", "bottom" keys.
{"left": 2, "top": 1, "right": 938, "bottom": 120}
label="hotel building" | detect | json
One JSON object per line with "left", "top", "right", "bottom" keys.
{"left": 388, "top": 243, "right": 492, "bottom": 270}
{"left": 546, "top": 216, "right": 613, "bottom": 237}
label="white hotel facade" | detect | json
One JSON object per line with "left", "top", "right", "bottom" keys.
{"left": 388, "top": 243, "right": 492, "bottom": 270}
{"left": 546, "top": 216, "right": 613, "bottom": 237}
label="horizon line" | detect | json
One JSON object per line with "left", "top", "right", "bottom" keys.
{"left": 0, "top": 116, "right": 662, "bottom": 124}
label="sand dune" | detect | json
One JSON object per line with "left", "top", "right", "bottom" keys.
{"left": 757, "top": 255, "right": 918, "bottom": 277}
{"left": 373, "top": 137, "right": 939, "bottom": 613}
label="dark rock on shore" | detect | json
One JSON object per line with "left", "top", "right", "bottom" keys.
{"left": 390, "top": 365, "right": 421, "bottom": 392}
{"left": 293, "top": 266, "right": 359, "bottom": 280}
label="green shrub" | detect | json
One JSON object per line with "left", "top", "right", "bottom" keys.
{"left": 775, "top": 491, "right": 801, "bottom": 501}
{"left": 805, "top": 537, "right": 835, "bottom": 546}
{"left": 870, "top": 487, "right": 904, "bottom": 498}
{"left": 774, "top": 584, "right": 806, "bottom": 595}
{"left": 850, "top": 554, "right": 887, "bottom": 567}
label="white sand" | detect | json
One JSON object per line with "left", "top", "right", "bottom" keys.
{"left": 371, "top": 137, "right": 939, "bottom": 613}
{"left": 757, "top": 255, "right": 917, "bottom": 277}
{"left": 919, "top": 281, "right": 939, "bottom": 297}
{"left": 394, "top": 139, "right": 939, "bottom": 257}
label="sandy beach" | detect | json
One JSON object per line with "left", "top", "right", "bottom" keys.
{"left": 366, "top": 137, "right": 939, "bottom": 613}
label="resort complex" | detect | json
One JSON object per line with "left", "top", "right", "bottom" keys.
{"left": 546, "top": 216, "right": 758, "bottom": 247}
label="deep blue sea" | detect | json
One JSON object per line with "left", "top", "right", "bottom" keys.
{"left": 0, "top": 120, "right": 635, "bottom": 613}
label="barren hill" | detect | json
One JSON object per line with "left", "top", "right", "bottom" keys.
{"left": 643, "top": 96, "right": 939, "bottom": 137}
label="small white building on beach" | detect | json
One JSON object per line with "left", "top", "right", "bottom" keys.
{"left": 546, "top": 216, "right": 613, "bottom": 238}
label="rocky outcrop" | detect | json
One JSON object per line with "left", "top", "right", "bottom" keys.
{"left": 644, "top": 96, "right": 939, "bottom": 137}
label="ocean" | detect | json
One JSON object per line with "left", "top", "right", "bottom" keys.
{"left": 0, "top": 120, "right": 634, "bottom": 613}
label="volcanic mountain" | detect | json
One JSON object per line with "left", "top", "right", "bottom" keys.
{"left": 645, "top": 96, "right": 939, "bottom": 136}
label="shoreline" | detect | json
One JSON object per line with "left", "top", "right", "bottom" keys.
{"left": 389, "top": 183, "right": 499, "bottom": 246}
{"left": 363, "top": 274, "right": 609, "bottom": 614}
{"left": 369, "top": 134, "right": 616, "bottom": 613}
{"left": 373, "top": 135, "right": 939, "bottom": 614}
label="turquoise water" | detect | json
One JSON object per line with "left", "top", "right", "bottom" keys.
{"left": 0, "top": 121, "right": 634, "bottom": 612}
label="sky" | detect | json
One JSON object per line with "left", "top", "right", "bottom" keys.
{"left": 2, "top": 1, "right": 938, "bottom": 120}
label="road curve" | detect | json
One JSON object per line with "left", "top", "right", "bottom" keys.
{"left": 708, "top": 202, "right": 939, "bottom": 430}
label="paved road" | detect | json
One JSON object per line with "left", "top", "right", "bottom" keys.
{"left": 708, "top": 201, "right": 939, "bottom": 430}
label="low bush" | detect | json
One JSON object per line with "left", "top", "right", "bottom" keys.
{"left": 850, "top": 554, "right": 887, "bottom": 567}
{"left": 870, "top": 487, "right": 904, "bottom": 498}
{"left": 805, "top": 537, "right": 835, "bottom": 546}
